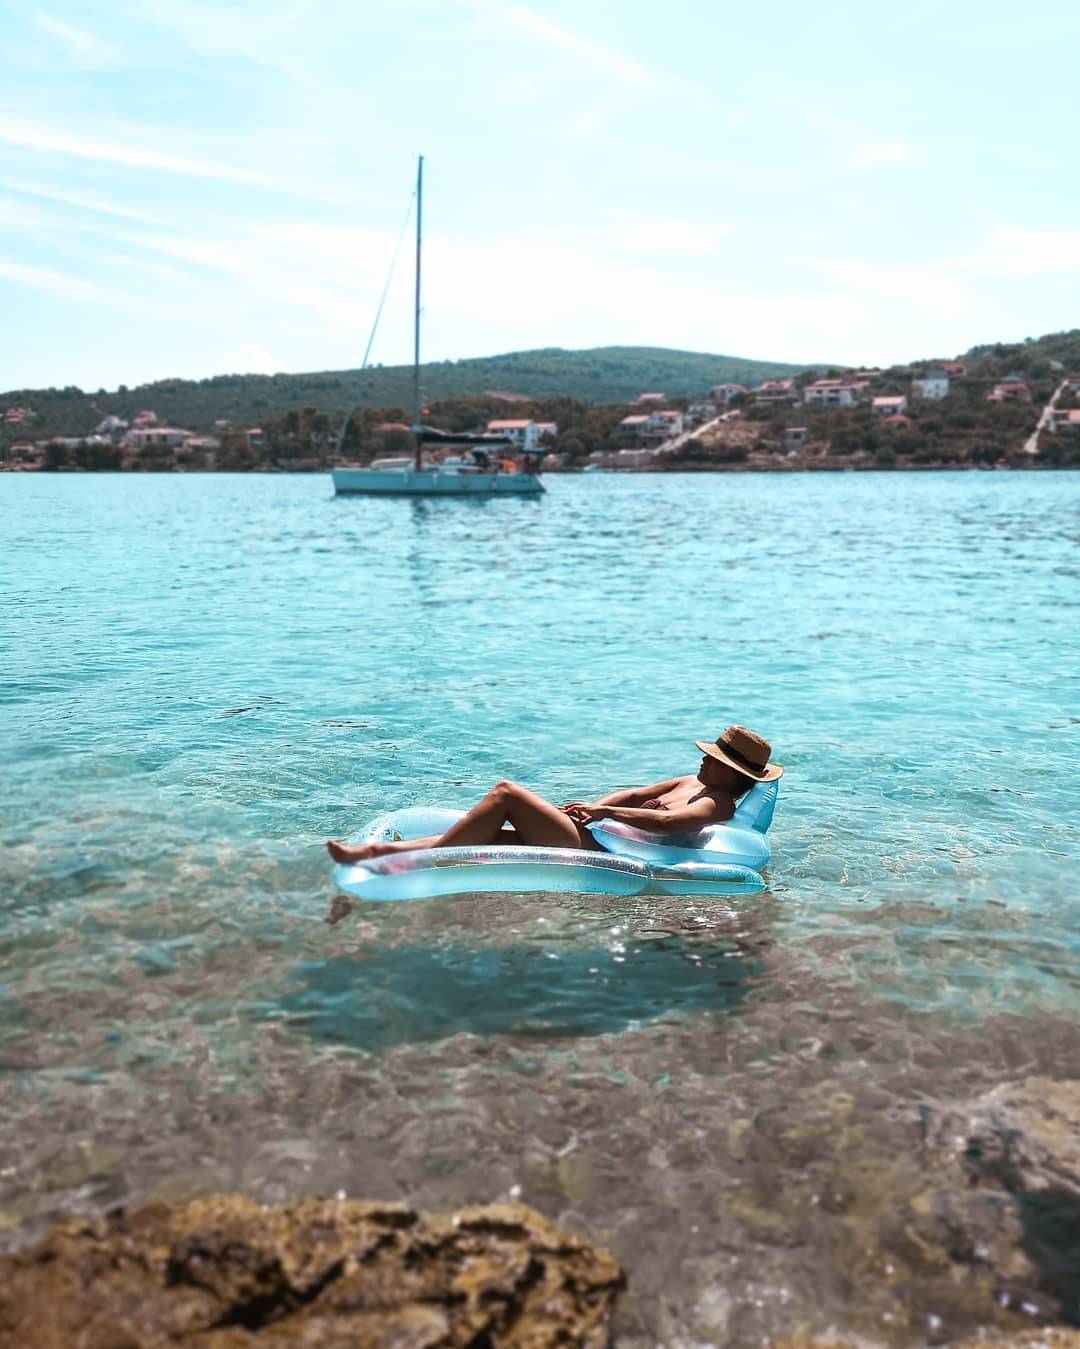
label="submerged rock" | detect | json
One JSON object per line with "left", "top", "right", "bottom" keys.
{"left": 0, "top": 1195, "right": 624, "bottom": 1347}
{"left": 920, "top": 1076, "right": 1080, "bottom": 1329}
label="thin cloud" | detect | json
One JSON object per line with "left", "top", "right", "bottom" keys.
{"left": 848, "top": 140, "right": 916, "bottom": 170}
{"left": 0, "top": 119, "right": 303, "bottom": 191}
{"left": 618, "top": 217, "right": 736, "bottom": 255}
{"left": 131, "top": 0, "right": 320, "bottom": 88}
{"left": 471, "top": 0, "right": 654, "bottom": 90}
{"left": 0, "top": 178, "right": 166, "bottom": 225}
{"left": 807, "top": 258, "right": 969, "bottom": 317}
{"left": 33, "top": 14, "right": 113, "bottom": 62}
{"left": 126, "top": 234, "right": 254, "bottom": 274}
{"left": 980, "top": 224, "right": 1080, "bottom": 277}
{"left": 0, "top": 259, "right": 179, "bottom": 315}
{"left": 0, "top": 259, "right": 109, "bottom": 301}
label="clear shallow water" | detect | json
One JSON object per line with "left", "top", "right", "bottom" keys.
{"left": 2, "top": 471, "right": 1079, "bottom": 1343}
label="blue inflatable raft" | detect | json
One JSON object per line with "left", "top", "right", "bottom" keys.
{"left": 332, "top": 780, "right": 778, "bottom": 902}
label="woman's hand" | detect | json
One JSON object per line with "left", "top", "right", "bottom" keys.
{"left": 562, "top": 802, "right": 608, "bottom": 824}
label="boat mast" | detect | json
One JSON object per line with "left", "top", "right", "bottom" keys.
{"left": 412, "top": 154, "right": 423, "bottom": 473}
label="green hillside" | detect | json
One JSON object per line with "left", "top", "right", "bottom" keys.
{"left": 1, "top": 346, "right": 808, "bottom": 439}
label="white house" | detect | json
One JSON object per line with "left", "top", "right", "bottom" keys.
{"left": 534, "top": 421, "right": 558, "bottom": 442}
{"left": 710, "top": 383, "right": 747, "bottom": 404}
{"left": 872, "top": 396, "right": 908, "bottom": 416}
{"left": 125, "top": 426, "right": 194, "bottom": 449}
{"left": 486, "top": 419, "right": 539, "bottom": 451}
{"left": 635, "top": 392, "right": 666, "bottom": 404}
{"left": 803, "top": 380, "right": 854, "bottom": 408}
{"left": 1048, "top": 409, "right": 1080, "bottom": 434}
{"left": 618, "top": 410, "right": 684, "bottom": 443}
{"left": 614, "top": 415, "right": 649, "bottom": 442}
{"left": 913, "top": 370, "right": 949, "bottom": 400}
{"left": 645, "top": 409, "right": 684, "bottom": 438}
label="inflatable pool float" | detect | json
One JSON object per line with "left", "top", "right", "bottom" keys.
{"left": 332, "top": 781, "right": 777, "bottom": 903}
{"left": 588, "top": 778, "right": 777, "bottom": 873}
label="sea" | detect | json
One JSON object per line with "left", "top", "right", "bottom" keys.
{"left": 2, "top": 470, "right": 1078, "bottom": 1344}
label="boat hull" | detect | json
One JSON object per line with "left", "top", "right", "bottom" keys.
{"left": 332, "top": 467, "right": 544, "bottom": 495}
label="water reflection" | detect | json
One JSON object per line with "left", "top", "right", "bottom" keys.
{"left": 274, "top": 934, "right": 763, "bottom": 1050}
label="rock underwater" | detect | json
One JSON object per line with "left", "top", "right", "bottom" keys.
{"left": 0, "top": 1196, "right": 625, "bottom": 1347}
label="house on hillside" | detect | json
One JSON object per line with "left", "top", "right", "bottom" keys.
{"left": 486, "top": 419, "right": 539, "bottom": 451}
{"left": 913, "top": 370, "right": 950, "bottom": 400}
{"left": 1063, "top": 375, "right": 1080, "bottom": 393}
{"left": 710, "top": 383, "right": 747, "bottom": 404}
{"left": 1048, "top": 409, "right": 1080, "bottom": 433}
{"left": 644, "top": 409, "right": 684, "bottom": 439}
{"left": 784, "top": 426, "right": 809, "bottom": 451}
{"left": 617, "top": 414, "right": 651, "bottom": 443}
{"left": 635, "top": 392, "right": 666, "bottom": 404}
{"left": 986, "top": 380, "right": 1031, "bottom": 403}
{"left": 941, "top": 360, "right": 967, "bottom": 378}
{"left": 803, "top": 380, "right": 854, "bottom": 408}
{"left": 125, "top": 426, "right": 194, "bottom": 449}
{"left": 4, "top": 405, "right": 31, "bottom": 425}
{"left": 872, "top": 396, "right": 908, "bottom": 416}
{"left": 754, "top": 379, "right": 795, "bottom": 404}
{"left": 534, "top": 421, "right": 559, "bottom": 441}
{"left": 131, "top": 410, "right": 158, "bottom": 428}
{"left": 7, "top": 440, "right": 40, "bottom": 464}
{"left": 617, "top": 410, "right": 684, "bottom": 444}
{"left": 96, "top": 415, "right": 129, "bottom": 437}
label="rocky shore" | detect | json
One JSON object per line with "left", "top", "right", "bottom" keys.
{"left": 0, "top": 1197, "right": 624, "bottom": 1347}
{"left": 2, "top": 1076, "right": 1079, "bottom": 1346}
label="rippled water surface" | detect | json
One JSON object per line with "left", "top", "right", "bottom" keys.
{"left": 2, "top": 471, "right": 1079, "bottom": 1343}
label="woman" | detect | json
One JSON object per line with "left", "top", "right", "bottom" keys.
{"left": 326, "top": 725, "right": 782, "bottom": 865}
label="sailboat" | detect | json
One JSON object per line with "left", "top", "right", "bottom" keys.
{"left": 331, "top": 158, "right": 545, "bottom": 497}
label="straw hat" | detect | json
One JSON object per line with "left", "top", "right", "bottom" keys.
{"left": 695, "top": 725, "right": 783, "bottom": 782}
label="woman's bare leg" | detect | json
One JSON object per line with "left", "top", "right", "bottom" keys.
{"left": 326, "top": 781, "right": 596, "bottom": 863}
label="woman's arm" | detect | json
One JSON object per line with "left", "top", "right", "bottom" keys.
{"left": 587, "top": 777, "right": 683, "bottom": 808}
{"left": 584, "top": 794, "right": 734, "bottom": 832}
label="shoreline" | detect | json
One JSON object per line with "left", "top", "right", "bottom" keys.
{"left": 3, "top": 463, "right": 1075, "bottom": 475}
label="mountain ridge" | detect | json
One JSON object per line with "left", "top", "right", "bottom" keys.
{"left": 1, "top": 345, "right": 813, "bottom": 438}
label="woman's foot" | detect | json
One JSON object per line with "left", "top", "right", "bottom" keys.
{"left": 326, "top": 838, "right": 401, "bottom": 864}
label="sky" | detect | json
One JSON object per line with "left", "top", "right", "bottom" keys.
{"left": 2, "top": 0, "right": 1080, "bottom": 391}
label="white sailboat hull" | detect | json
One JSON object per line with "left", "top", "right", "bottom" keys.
{"left": 332, "top": 467, "right": 544, "bottom": 495}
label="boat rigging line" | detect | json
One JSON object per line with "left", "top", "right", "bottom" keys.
{"left": 334, "top": 174, "right": 418, "bottom": 460}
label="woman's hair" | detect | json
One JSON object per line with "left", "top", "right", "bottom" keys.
{"left": 733, "top": 771, "right": 755, "bottom": 798}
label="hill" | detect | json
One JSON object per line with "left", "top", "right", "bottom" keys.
{"left": 1, "top": 346, "right": 809, "bottom": 439}
{"left": 678, "top": 327, "right": 1080, "bottom": 471}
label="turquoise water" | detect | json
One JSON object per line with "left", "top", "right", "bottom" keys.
{"left": 2, "top": 471, "right": 1079, "bottom": 1342}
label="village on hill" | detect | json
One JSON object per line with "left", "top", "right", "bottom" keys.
{"left": 4, "top": 344, "right": 1080, "bottom": 473}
